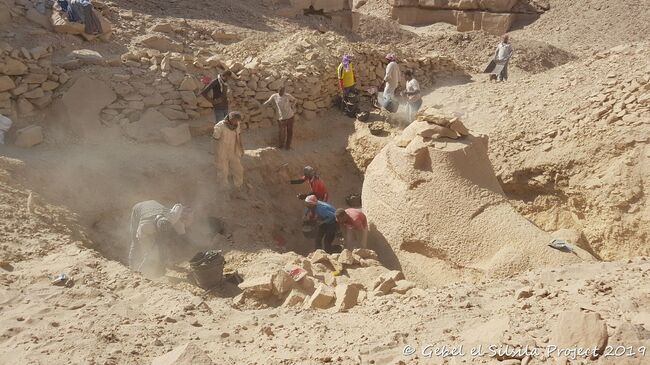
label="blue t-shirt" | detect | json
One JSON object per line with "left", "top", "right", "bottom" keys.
{"left": 306, "top": 201, "right": 336, "bottom": 224}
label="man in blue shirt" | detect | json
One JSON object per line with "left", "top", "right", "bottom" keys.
{"left": 304, "top": 195, "right": 338, "bottom": 253}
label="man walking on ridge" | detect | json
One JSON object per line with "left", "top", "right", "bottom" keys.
{"left": 493, "top": 35, "right": 513, "bottom": 82}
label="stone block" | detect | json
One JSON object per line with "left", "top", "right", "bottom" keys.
{"left": 160, "top": 123, "right": 192, "bottom": 146}
{"left": 0, "top": 76, "right": 15, "bottom": 92}
{"left": 334, "top": 283, "right": 359, "bottom": 312}
{"left": 304, "top": 284, "right": 335, "bottom": 309}
{"left": 238, "top": 275, "right": 273, "bottom": 297}
{"left": 15, "top": 125, "right": 43, "bottom": 147}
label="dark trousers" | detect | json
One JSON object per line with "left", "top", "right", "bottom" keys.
{"left": 343, "top": 86, "right": 356, "bottom": 96}
{"left": 214, "top": 108, "right": 227, "bottom": 124}
{"left": 498, "top": 63, "right": 509, "bottom": 81}
{"left": 315, "top": 221, "right": 337, "bottom": 253}
{"left": 278, "top": 117, "right": 294, "bottom": 149}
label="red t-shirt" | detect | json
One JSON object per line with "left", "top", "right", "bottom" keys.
{"left": 344, "top": 208, "right": 367, "bottom": 230}
{"left": 304, "top": 176, "right": 329, "bottom": 202}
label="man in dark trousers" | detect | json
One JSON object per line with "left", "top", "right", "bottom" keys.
{"left": 263, "top": 86, "right": 297, "bottom": 150}
{"left": 303, "top": 195, "right": 338, "bottom": 253}
{"left": 200, "top": 70, "right": 233, "bottom": 124}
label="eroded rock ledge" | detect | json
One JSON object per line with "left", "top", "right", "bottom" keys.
{"left": 389, "top": 0, "right": 550, "bottom": 35}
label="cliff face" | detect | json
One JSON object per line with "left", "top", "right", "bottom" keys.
{"left": 388, "top": 0, "right": 548, "bottom": 35}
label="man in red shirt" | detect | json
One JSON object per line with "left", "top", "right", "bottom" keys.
{"left": 290, "top": 166, "right": 329, "bottom": 202}
{"left": 335, "top": 208, "right": 368, "bottom": 249}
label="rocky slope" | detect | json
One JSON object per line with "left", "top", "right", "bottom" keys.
{"left": 1, "top": 157, "right": 648, "bottom": 364}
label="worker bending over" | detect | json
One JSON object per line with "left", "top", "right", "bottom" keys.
{"left": 335, "top": 208, "right": 368, "bottom": 249}
{"left": 129, "top": 201, "right": 193, "bottom": 277}
{"left": 304, "top": 195, "right": 338, "bottom": 253}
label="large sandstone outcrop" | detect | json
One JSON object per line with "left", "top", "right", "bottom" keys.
{"left": 389, "top": 0, "right": 546, "bottom": 35}
{"left": 362, "top": 112, "right": 594, "bottom": 287}
{"left": 60, "top": 76, "right": 116, "bottom": 137}
{"left": 273, "top": 0, "right": 356, "bottom": 29}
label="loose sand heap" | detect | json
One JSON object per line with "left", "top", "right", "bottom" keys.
{"left": 362, "top": 110, "right": 595, "bottom": 287}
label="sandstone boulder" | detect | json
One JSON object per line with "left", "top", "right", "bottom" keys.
{"left": 158, "top": 107, "right": 189, "bottom": 120}
{"left": 334, "top": 283, "right": 359, "bottom": 312}
{"left": 362, "top": 112, "right": 594, "bottom": 287}
{"left": 141, "top": 35, "right": 183, "bottom": 53}
{"left": 151, "top": 343, "right": 214, "bottom": 365}
{"left": 551, "top": 311, "right": 608, "bottom": 359}
{"left": 4, "top": 58, "right": 28, "bottom": 75}
{"left": 0, "top": 76, "right": 15, "bottom": 92}
{"left": 151, "top": 23, "right": 175, "bottom": 33}
{"left": 125, "top": 109, "right": 174, "bottom": 142}
{"left": 179, "top": 76, "right": 200, "bottom": 91}
{"left": 392, "top": 280, "right": 416, "bottom": 294}
{"left": 338, "top": 249, "right": 356, "bottom": 265}
{"left": 272, "top": 270, "right": 294, "bottom": 295}
{"left": 62, "top": 76, "right": 117, "bottom": 137}
{"left": 373, "top": 277, "right": 396, "bottom": 295}
{"left": 143, "top": 94, "right": 165, "bottom": 107}
{"left": 15, "top": 125, "right": 43, "bottom": 147}
{"left": 69, "top": 49, "right": 105, "bottom": 65}
{"left": 17, "top": 97, "right": 35, "bottom": 116}
{"left": 238, "top": 276, "right": 273, "bottom": 298}
{"left": 515, "top": 287, "right": 534, "bottom": 299}
{"left": 282, "top": 289, "right": 307, "bottom": 307}
{"left": 23, "top": 73, "right": 48, "bottom": 84}
{"left": 305, "top": 284, "right": 335, "bottom": 309}
{"left": 0, "top": 1, "right": 10, "bottom": 26}
{"left": 160, "top": 123, "right": 192, "bottom": 146}
{"left": 211, "top": 30, "right": 241, "bottom": 43}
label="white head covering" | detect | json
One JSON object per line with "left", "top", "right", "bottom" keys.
{"left": 168, "top": 204, "right": 183, "bottom": 224}
{"left": 169, "top": 204, "right": 193, "bottom": 235}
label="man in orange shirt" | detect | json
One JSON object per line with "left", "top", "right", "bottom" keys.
{"left": 290, "top": 166, "right": 329, "bottom": 202}
{"left": 335, "top": 208, "right": 368, "bottom": 249}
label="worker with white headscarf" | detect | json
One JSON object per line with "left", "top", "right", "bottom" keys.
{"left": 128, "top": 200, "right": 194, "bottom": 277}
{"left": 383, "top": 53, "right": 400, "bottom": 106}
{"left": 303, "top": 195, "right": 338, "bottom": 253}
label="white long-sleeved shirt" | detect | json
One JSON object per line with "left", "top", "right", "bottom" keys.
{"left": 406, "top": 78, "right": 421, "bottom": 102}
{"left": 495, "top": 42, "right": 513, "bottom": 62}
{"left": 264, "top": 93, "right": 296, "bottom": 120}
{"left": 384, "top": 61, "right": 400, "bottom": 86}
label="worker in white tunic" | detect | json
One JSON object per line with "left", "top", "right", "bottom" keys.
{"left": 403, "top": 70, "right": 422, "bottom": 123}
{"left": 213, "top": 111, "right": 244, "bottom": 189}
{"left": 383, "top": 53, "right": 400, "bottom": 107}
{"left": 494, "top": 35, "right": 514, "bottom": 81}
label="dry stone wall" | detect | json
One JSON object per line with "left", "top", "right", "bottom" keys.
{"left": 0, "top": 42, "right": 66, "bottom": 119}
{"left": 95, "top": 39, "right": 466, "bottom": 135}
